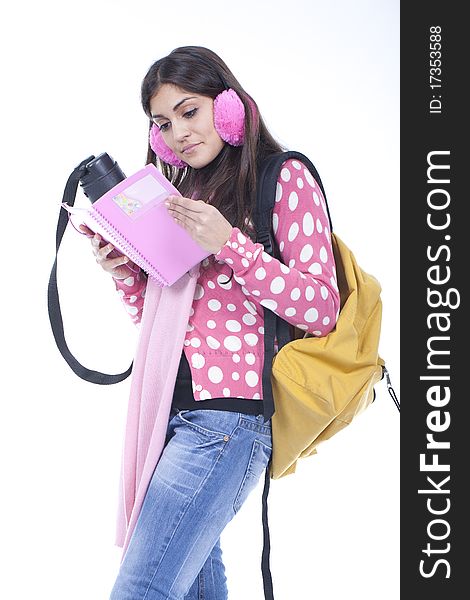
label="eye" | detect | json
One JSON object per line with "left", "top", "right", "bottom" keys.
{"left": 158, "top": 122, "right": 170, "bottom": 132}
{"left": 184, "top": 108, "right": 198, "bottom": 119}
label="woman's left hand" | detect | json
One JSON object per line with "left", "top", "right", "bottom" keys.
{"left": 165, "top": 195, "right": 233, "bottom": 254}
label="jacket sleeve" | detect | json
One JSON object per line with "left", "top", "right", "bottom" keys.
{"left": 112, "top": 268, "right": 147, "bottom": 325}
{"left": 214, "top": 158, "right": 340, "bottom": 336}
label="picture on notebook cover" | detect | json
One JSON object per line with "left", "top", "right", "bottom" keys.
{"left": 62, "top": 163, "right": 211, "bottom": 286}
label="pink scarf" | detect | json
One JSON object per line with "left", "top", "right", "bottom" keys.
{"left": 114, "top": 264, "right": 200, "bottom": 560}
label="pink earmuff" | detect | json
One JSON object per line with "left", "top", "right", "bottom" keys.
{"left": 149, "top": 89, "right": 256, "bottom": 168}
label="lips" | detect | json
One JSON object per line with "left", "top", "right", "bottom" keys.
{"left": 182, "top": 143, "right": 201, "bottom": 153}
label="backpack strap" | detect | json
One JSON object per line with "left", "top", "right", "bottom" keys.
{"left": 47, "top": 157, "right": 133, "bottom": 384}
{"left": 254, "top": 150, "right": 330, "bottom": 600}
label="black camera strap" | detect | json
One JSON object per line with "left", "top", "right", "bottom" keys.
{"left": 47, "top": 156, "right": 133, "bottom": 384}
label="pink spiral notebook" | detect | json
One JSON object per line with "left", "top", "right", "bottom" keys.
{"left": 62, "top": 163, "right": 210, "bottom": 286}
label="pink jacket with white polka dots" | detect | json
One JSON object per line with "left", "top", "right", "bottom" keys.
{"left": 113, "top": 158, "right": 340, "bottom": 401}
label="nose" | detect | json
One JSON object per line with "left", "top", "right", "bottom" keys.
{"left": 172, "top": 118, "right": 191, "bottom": 142}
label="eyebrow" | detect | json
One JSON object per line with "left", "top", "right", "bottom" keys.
{"left": 151, "top": 96, "right": 197, "bottom": 120}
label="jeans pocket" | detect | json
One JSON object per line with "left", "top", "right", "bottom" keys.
{"left": 176, "top": 410, "right": 238, "bottom": 440}
{"left": 233, "top": 439, "right": 272, "bottom": 514}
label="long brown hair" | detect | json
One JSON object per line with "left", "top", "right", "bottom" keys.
{"left": 141, "top": 46, "right": 285, "bottom": 238}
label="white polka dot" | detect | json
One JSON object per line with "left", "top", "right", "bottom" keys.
{"left": 304, "top": 169, "right": 315, "bottom": 187}
{"left": 270, "top": 276, "right": 286, "bottom": 294}
{"left": 275, "top": 182, "right": 283, "bottom": 203}
{"left": 190, "top": 338, "right": 201, "bottom": 348}
{"left": 244, "top": 300, "right": 257, "bottom": 315}
{"left": 206, "top": 336, "right": 220, "bottom": 349}
{"left": 253, "top": 247, "right": 262, "bottom": 260}
{"left": 200, "top": 389, "right": 212, "bottom": 400}
{"left": 303, "top": 212, "right": 314, "bottom": 236}
{"left": 251, "top": 289, "right": 260, "bottom": 296}
{"left": 126, "top": 306, "right": 138, "bottom": 316}
{"left": 217, "top": 274, "right": 232, "bottom": 289}
{"left": 233, "top": 354, "right": 241, "bottom": 363}
{"left": 322, "top": 316, "right": 331, "bottom": 326}
{"left": 320, "top": 286, "right": 329, "bottom": 300}
{"left": 195, "top": 384, "right": 203, "bottom": 392}
{"left": 319, "top": 246, "right": 328, "bottom": 263}
{"left": 288, "top": 222, "right": 299, "bottom": 242}
{"left": 258, "top": 326, "right": 264, "bottom": 334}
{"left": 223, "top": 388, "right": 231, "bottom": 397}
{"left": 288, "top": 191, "right": 299, "bottom": 211}
{"left": 281, "top": 167, "right": 291, "bottom": 182}
{"left": 194, "top": 284, "right": 204, "bottom": 300}
{"left": 308, "top": 263, "right": 322, "bottom": 275}
{"left": 312, "top": 330, "right": 322, "bottom": 336}
{"left": 189, "top": 307, "right": 194, "bottom": 316}
{"left": 296, "top": 324, "right": 309, "bottom": 331}
{"left": 117, "top": 290, "right": 124, "bottom": 298}
{"left": 316, "top": 218, "right": 323, "bottom": 233}
{"left": 245, "top": 353, "right": 256, "bottom": 365}
{"left": 305, "top": 286, "right": 315, "bottom": 301}
{"left": 261, "top": 252, "right": 272, "bottom": 262}
{"left": 246, "top": 251, "right": 252, "bottom": 258}
{"left": 325, "top": 228, "right": 331, "bottom": 243}
{"left": 129, "top": 295, "right": 137, "bottom": 303}
{"left": 184, "top": 340, "right": 190, "bottom": 346}
{"left": 297, "top": 177, "right": 304, "bottom": 189}
{"left": 123, "top": 276, "right": 135, "bottom": 286}
{"left": 231, "top": 241, "right": 238, "bottom": 249}
{"left": 208, "top": 299, "right": 221, "bottom": 311}
{"left": 232, "top": 372, "right": 240, "bottom": 381}
{"left": 141, "top": 288, "right": 146, "bottom": 298}
{"left": 238, "top": 232, "right": 247, "bottom": 244}
{"left": 226, "top": 319, "right": 242, "bottom": 332}
{"left": 313, "top": 191, "right": 320, "bottom": 206}
{"left": 241, "top": 286, "right": 251, "bottom": 296}
{"left": 237, "top": 247, "right": 245, "bottom": 254}
{"left": 224, "top": 336, "right": 242, "bottom": 351}
{"left": 291, "top": 287, "right": 301, "bottom": 301}
{"left": 207, "top": 281, "right": 216, "bottom": 289}
{"left": 330, "top": 276, "right": 339, "bottom": 291}
{"left": 241, "top": 258, "right": 249, "bottom": 268}
{"left": 260, "top": 299, "right": 278, "bottom": 311}
{"left": 273, "top": 213, "right": 279, "bottom": 234}
{"left": 279, "top": 241, "right": 284, "bottom": 252}
{"left": 244, "top": 333, "right": 259, "bottom": 346}
{"left": 289, "top": 258, "right": 296, "bottom": 268}
{"left": 224, "top": 257, "right": 234, "bottom": 265}
{"left": 292, "top": 160, "right": 302, "bottom": 170}
{"left": 253, "top": 393, "right": 261, "bottom": 400}
{"left": 227, "top": 304, "right": 236, "bottom": 311}
{"left": 208, "top": 366, "right": 223, "bottom": 384}
{"left": 285, "top": 307, "right": 296, "bottom": 317}
{"left": 255, "top": 267, "right": 266, "bottom": 280}
{"left": 191, "top": 353, "right": 205, "bottom": 369}
{"left": 207, "top": 320, "right": 216, "bottom": 329}
{"left": 280, "top": 263, "right": 290, "bottom": 274}
{"left": 245, "top": 371, "right": 259, "bottom": 387}
{"left": 299, "top": 244, "right": 314, "bottom": 263}
{"left": 304, "top": 308, "right": 319, "bottom": 323}
{"left": 234, "top": 275, "right": 245, "bottom": 285}
{"left": 242, "top": 313, "right": 257, "bottom": 326}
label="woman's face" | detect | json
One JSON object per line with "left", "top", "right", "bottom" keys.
{"left": 150, "top": 83, "right": 225, "bottom": 169}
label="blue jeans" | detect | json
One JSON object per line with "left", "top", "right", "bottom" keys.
{"left": 109, "top": 408, "right": 272, "bottom": 600}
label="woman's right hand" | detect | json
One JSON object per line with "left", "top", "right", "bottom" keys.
{"left": 79, "top": 224, "right": 137, "bottom": 280}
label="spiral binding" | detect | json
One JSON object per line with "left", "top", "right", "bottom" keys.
{"left": 90, "top": 208, "right": 169, "bottom": 287}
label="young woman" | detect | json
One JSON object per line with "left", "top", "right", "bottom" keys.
{"left": 82, "top": 45, "right": 340, "bottom": 600}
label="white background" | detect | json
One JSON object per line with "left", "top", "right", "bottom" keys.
{"left": 1, "top": 1, "right": 399, "bottom": 598}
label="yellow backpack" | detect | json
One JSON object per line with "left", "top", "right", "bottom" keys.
{"left": 255, "top": 151, "right": 399, "bottom": 599}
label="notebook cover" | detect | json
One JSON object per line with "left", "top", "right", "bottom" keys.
{"left": 63, "top": 163, "right": 211, "bottom": 286}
